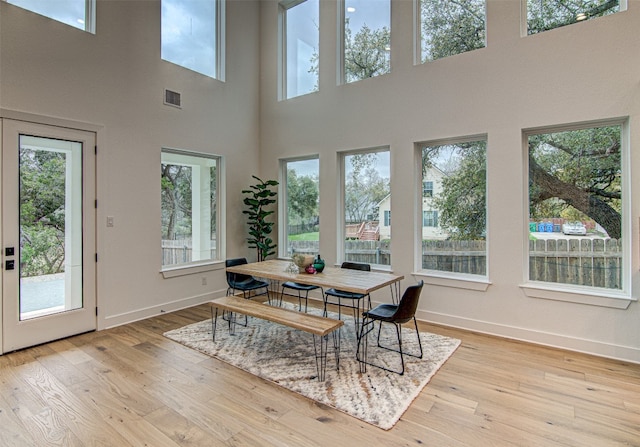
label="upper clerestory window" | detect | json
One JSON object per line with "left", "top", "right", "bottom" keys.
{"left": 6, "top": 0, "right": 96, "bottom": 33}
{"left": 526, "top": 0, "right": 623, "bottom": 35}
{"left": 161, "top": 0, "right": 225, "bottom": 80}
{"left": 417, "top": 0, "right": 486, "bottom": 64}
{"left": 279, "top": 0, "right": 320, "bottom": 100}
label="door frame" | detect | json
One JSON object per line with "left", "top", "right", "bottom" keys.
{"left": 0, "top": 114, "right": 99, "bottom": 354}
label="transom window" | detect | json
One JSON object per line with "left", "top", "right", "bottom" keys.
{"left": 418, "top": 137, "right": 487, "bottom": 276}
{"left": 161, "top": 0, "right": 225, "bottom": 80}
{"left": 417, "top": 0, "right": 486, "bottom": 63}
{"left": 526, "top": 0, "right": 622, "bottom": 35}
{"left": 279, "top": 0, "right": 319, "bottom": 100}
{"left": 7, "top": 0, "right": 95, "bottom": 33}
{"left": 341, "top": 0, "right": 391, "bottom": 84}
{"left": 280, "top": 157, "right": 320, "bottom": 257}
{"left": 526, "top": 121, "right": 625, "bottom": 291}
{"left": 341, "top": 148, "right": 390, "bottom": 267}
{"left": 161, "top": 149, "right": 222, "bottom": 267}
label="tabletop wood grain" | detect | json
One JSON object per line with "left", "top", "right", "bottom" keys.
{"left": 226, "top": 259, "right": 403, "bottom": 294}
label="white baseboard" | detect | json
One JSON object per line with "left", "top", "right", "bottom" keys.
{"left": 100, "top": 288, "right": 227, "bottom": 330}
{"left": 417, "top": 309, "right": 640, "bottom": 365}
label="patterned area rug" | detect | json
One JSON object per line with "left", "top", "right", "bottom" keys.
{"left": 163, "top": 304, "right": 460, "bottom": 430}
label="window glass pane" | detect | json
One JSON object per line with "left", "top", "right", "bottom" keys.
{"left": 162, "top": 0, "right": 217, "bottom": 78}
{"left": 283, "top": 0, "right": 319, "bottom": 99}
{"left": 161, "top": 150, "right": 219, "bottom": 267}
{"left": 419, "top": 0, "right": 486, "bottom": 63}
{"left": 343, "top": 150, "right": 390, "bottom": 267}
{"left": 343, "top": 0, "right": 390, "bottom": 83}
{"left": 528, "top": 124, "right": 623, "bottom": 290}
{"left": 283, "top": 158, "right": 320, "bottom": 257}
{"left": 420, "top": 139, "right": 487, "bottom": 276}
{"left": 527, "top": 0, "right": 620, "bottom": 35}
{"left": 8, "top": 0, "right": 93, "bottom": 32}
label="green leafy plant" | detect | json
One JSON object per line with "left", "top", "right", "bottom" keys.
{"left": 242, "top": 175, "right": 279, "bottom": 261}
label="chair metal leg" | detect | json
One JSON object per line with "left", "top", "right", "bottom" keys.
{"left": 357, "top": 318, "right": 423, "bottom": 375}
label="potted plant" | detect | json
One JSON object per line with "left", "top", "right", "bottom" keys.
{"left": 242, "top": 175, "right": 279, "bottom": 262}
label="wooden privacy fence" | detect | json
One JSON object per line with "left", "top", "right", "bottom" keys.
{"left": 162, "top": 239, "right": 217, "bottom": 266}
{"left": 291, "top": 238, "right": 623, "bottom": 289}
{"left": 529, "top": 238, "right": 622, "bottom": 289}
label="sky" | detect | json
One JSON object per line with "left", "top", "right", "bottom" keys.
{"left": 8, "top": 0, "right": 86, "bottom": 30}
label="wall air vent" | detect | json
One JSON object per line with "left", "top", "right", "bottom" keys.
{"left": 164, "top": 89, "right": 182, "bottom": 108}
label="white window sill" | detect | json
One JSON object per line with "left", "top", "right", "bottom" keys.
{"left": 413, "top": 271, "right": 491, "bottom": 291}
{"left": 520, "top": 283, "right": 635, "bottom": 309}
{"left": 161, "top": 260, "right": 225, "bottom": 279}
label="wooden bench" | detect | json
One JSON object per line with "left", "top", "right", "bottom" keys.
{"left": 210, "top": 296, "right": 344, "bottom": 381}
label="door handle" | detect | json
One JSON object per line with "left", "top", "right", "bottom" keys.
{"left": 5, "top": 260, "right": 15, "bottom": 270}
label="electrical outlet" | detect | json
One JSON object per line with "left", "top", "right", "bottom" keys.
{"left": 201, "top": 277, "right": 207, "bottom": 286}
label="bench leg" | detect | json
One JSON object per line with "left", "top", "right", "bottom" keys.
{"left": 211, "top": 306, "right": 219, "bottom": 342}
{"left": 313, "top": 334, "right": 329, "bottom": 381}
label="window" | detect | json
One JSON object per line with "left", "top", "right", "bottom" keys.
{"left": 418, "top": 0, "right": 485, "bottom": 63}
{"left": 423, "top": 210, "right": 438, "bottom": 227}
{"left": 342, "top": 148, "right": 390, "bottom": 267}
{"left": 280, "top": 157, "right": 320, "bottom": 257}
{"left": 280, "top": 0, "right": 319, "bottom": 99}
{"left": 161, "top": 149, "right": 221, "bottom": 267}
{"left": 526, "top": 0, "right": 621, "bottom": 35}
{"left": 161, "top": 0, "right": 225, "bottom": 79}
{"left": 341, "top": 0, "right": 390, "bottom": 84}
{"left": 7, "top": 0, "right": 95, "bottom": 33}
{"left": 419, "top": 137, "right": 487, "bottom": 276}
{"left": 423, "top": 180, "right": 433, "bottom": 197}
{"left": 527, "top": 122, "right": 625, "bottom": 291}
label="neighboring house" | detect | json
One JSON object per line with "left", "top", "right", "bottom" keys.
{"left": 377, "top": 166, "right": 449, "bottom": 240}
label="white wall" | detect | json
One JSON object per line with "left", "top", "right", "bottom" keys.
{"left": 259, "top": 0, "right": 640, "bottom": 362}
{"left": 1, "top": 0, "right": 262, "bottom": 329}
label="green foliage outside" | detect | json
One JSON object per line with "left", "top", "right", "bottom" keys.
{"left": 527, "top": 0, "right": 619, "bottom": 34}
{"left": 287, "top": 168, "right": 319, "bottom": 227}
{"left": 420, "top": 0, "right": 486, "bottom": 62}
{"left": 344, "top": 153, "right": 390, "bottom": 223}
{"left": 20, "top": 149, "right": 66, "bottom": 276}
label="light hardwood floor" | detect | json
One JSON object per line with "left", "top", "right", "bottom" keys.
{"left": 0, "top": 299, "right": 638, "bottom": 447}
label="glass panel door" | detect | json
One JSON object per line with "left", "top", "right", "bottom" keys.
{"left": 2, "top": 120, "right": 96, "bottom": 353}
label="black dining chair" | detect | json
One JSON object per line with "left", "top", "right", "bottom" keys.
{"left": 225, "top": 258, "right": 270, "bottom": 301}
{"left": 280, "top": 281, "right": 322, "bottom": 312}
{"left": 224, "top": 257, "right": 271, "bottom": 328}
{"left": 323, "top": 261, "right": 371, "bottom": 333}
{"left": 356, "top": 280, "right": 424, "bottom": 375}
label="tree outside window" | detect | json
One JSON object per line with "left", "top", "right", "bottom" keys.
{"left": 419, "top": 139, "right": 487, "bottom": 276}
{"left": 281, "top": 158, "right": 320, "bottom": 257}
{"left": 527, "top": 123, "right": 623, "bottom": 290}
{"left": 526, "top": 0, "right": 620, "bottom": 35}
{"left": 342, "top": 0, "right": 390, "bottom": 83}
{"left": 343, "top": 150, "right": 390, "bottom": 267}
{"left": 161, "top": 150, "right": 220, "bottom": 267}
{"left": 419, "top": 0, "right": 486, "bottom": 63}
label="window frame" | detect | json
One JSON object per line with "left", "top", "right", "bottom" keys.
{"left": 160, "top": 148, "right": 225, "bottom": 276}
{"left": 414, "top": 134, "right": 489, "bottom": 285}
{"left": 6, "top": 0, "right": 96, "bottom": 33}
{"left": 338, "top": 146, "right": 391, "bottom": 270}
{"left": 521, "top": 118, "right": 632, "bottom": 306}
{"left": 161, "top": 0, "right": 226, "bottom": 81}
{"left": 278, "top": 0, "right": 320, "bottom": 100}
{"left": 278, "top": 155, "right": 320, "bottom": 258}
{"left": 338, "top": 0, "right": 391, "bottom": 85}
{"left": 521, "top": 0, "right": 627, "bottom": 37}
{"left": 414, "top": 0, "right": 486, "bottom": 65}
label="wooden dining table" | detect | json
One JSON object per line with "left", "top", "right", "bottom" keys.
{"left": 225, "top": 259, "right": 404, "bottom": 298}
